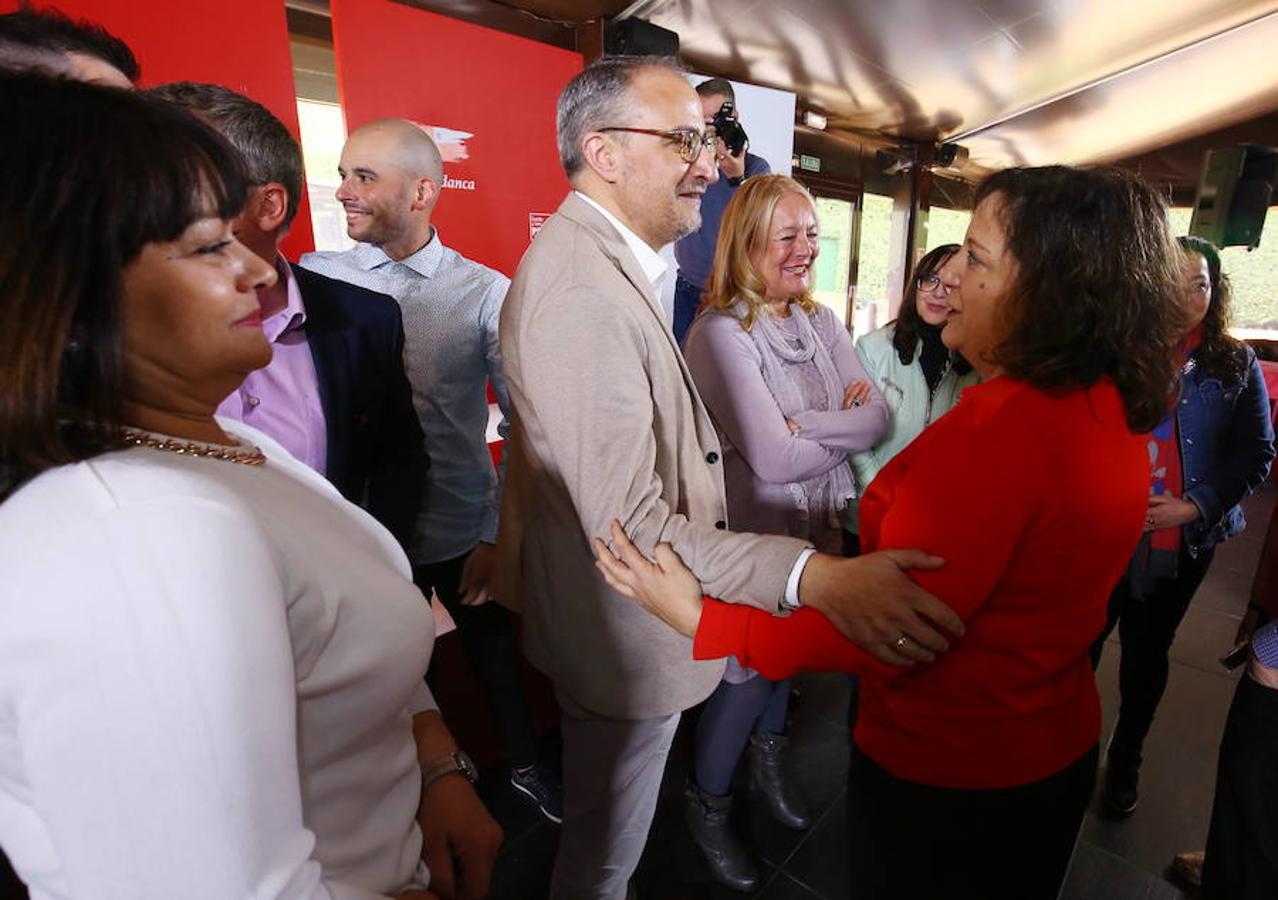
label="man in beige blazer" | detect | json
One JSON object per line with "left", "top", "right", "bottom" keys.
{"left": 498, "top": 56, "right": 962, "bottom": 899}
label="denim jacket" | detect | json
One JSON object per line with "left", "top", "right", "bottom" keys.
{"left": 1179, "top": 347, "right": 1275, "bottom": 555}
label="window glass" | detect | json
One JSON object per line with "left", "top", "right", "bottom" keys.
{"left": 1169, "top": 207, "right": 1278, "bottom": 337}
{"left": 812, "top": 196, "right": 855, "bottom": 322}
{"left": 855, "top": 193, "right": 892, "bottom": 337}
{"left": 297, "top": 99, "right": 353, "bottom": 253}
{"left": 926, "top": 207, "right": 970, "bottom": 252}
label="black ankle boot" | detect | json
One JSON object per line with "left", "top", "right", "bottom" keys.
{"left": 749, "top": 731, "right": 812, "bottom": 830}
{"left": 684, "top": 780, "right": 760, "bottom": 892}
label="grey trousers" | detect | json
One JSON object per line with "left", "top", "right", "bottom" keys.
{"left": 549, "top": 690, "right": 682, "bottom": 900}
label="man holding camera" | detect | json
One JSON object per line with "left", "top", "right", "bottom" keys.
{"left": 671, "top": 77, "right": 772, "bottom": 346}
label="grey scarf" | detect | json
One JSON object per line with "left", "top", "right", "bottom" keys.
{"left": 739, "top": 300, "right": 857, "bottom": 536}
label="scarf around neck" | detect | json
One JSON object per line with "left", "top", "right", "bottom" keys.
{"left": 737, "top": 299, "right": 857, "bottom": 531}
{"left": 918, "top": 322, "right": 951, "bottom": 395}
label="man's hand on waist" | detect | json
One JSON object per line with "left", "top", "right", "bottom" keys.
{"left": 798, "top": 551, "right": 961, "bottom": 666}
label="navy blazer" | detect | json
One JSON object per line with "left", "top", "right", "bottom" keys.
{"left": 292, "top": 264, "right": 426, "bottom": 548}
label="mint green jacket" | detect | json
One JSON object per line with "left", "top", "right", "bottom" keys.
{"left": 850, "top": 323, "right": 980, "bottom": 491}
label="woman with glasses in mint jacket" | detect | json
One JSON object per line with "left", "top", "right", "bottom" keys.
{"left": 843, "top": 245, "right": 977, "bottom": 556}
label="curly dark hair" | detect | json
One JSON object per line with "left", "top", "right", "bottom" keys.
{"left": 891, "top": 243, "right": 972, "bottom": 375}
{"left": 0, "top": 73, "right": 249, "bottom": 500}
{"left": 1177, "top": 235, "right": 1248, "bottom": 382}
{"left": 976, "top": 165, "right": 1188, "bottom": 433}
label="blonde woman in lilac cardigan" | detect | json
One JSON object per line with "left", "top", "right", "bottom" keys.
{"left": 680, "top": 174, "right": 887, "bottom": 890}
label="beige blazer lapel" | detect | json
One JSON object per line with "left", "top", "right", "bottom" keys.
{"left": 557, "top": 194, "right": 715, "bottom": 435}
{"left": 556, "top": 194, "right": 665, "bottom": 321}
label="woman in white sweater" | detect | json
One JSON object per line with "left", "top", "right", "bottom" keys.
{"left": 0, "top": 74, "right": 499, "bottom": 900}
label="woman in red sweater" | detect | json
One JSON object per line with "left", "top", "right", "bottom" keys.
{"left": 594, "top": 166, "right": 1189, "bottom": 899}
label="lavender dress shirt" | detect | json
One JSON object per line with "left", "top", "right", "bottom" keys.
{"left": 217, "top": 256, "right": 328, "bottom": 475}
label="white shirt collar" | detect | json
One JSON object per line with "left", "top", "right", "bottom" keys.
{"left": 574, "top": 191, "right": 668, "bottom": 289}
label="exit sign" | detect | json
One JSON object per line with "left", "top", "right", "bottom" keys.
{"left": 799, "top": 154, "right": 821, "bottom": 172}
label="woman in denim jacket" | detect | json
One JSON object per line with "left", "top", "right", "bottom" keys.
{"left": 1094, "top": 236, "right": 1275, "bottom": 817}
{"left": 845, "top": 245, "right": 979, "bottom": 554}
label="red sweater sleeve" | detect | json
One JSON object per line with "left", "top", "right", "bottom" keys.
{"left": 693, "top": 383, "right": 1049, "bottom": 680}
{"left": 694, "top": 600, "right": 883, "bottom": 680}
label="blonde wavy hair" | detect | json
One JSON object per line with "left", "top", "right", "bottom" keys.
{"left": 701, "top": 173, "right": 819, "bottom": 331}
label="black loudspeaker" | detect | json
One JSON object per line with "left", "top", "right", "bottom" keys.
{"left": 604, "top": 18, "right": 679, "bottom": 58}
{"left": 1189, "top": 144, "right": 1278, "bottom": 249}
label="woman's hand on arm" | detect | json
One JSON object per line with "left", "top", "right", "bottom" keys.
{"left": 843, "top": 380, "right": 872, "bottom": 409}
{"left": 593, "top": 520, "right": 952, "bottom": 680}
{"left": 590, "top": 517, "right": 961, "bottom": 667}
{"left": 594, "top": 520, "right": 705, "bottom": 637}
{"left": 413, "top": 711, "right": 503, "bottom": 900}
{"left": 786, "top": 368, "right": 888, "bottom": 453}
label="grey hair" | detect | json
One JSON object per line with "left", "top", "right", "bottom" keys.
{"left": 555, "top": 54, "right": 684, "bottom": 180}
{"left": 149, "top": 81, "right": 304, "bottom": 228}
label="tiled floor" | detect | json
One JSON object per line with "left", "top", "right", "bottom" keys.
{"left": 483, "top": 487, "right": 1276, "bottom": 899}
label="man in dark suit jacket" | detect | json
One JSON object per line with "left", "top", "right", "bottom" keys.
{"left": 151, "top": 81, "right": 426, "bottom": 545}
{"left": 289, "top": 264, "right": 425, "bottom": 544}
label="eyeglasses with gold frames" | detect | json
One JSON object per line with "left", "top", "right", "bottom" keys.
{"left": 598, "top": 127, "right": 716, "bottom": 164}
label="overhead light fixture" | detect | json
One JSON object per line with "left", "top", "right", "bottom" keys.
{"left": 802, "top": 110, "right": 827, "bottom": 131}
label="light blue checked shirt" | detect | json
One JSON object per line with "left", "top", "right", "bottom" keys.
{"left": 302, "top": 231, "right": 510, "bottom": 565}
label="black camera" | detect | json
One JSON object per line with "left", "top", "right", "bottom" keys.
{"left": 710, "top": 100, "right": 749, "bottom": 158}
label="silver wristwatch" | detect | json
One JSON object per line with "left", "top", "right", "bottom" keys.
{"left": 420, "top": 750, "right": 478, "bottom": 791}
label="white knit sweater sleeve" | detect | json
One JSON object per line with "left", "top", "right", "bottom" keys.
{"left": 0, "top": 488, "right": 385, "bottom": 900}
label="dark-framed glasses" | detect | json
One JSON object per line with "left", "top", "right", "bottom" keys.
{"left": 917, "top": 273, "right": 948, "bottom": 293}
{"left": 598, "top": 126, "right": 716, "bottom": 164}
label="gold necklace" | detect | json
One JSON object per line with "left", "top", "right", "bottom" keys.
{"left": 119, "top": 428, "right": 266, "bottom": 466}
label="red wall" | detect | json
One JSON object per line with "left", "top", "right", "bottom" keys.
{"left": 5, "top": 0, "right": 316, "bottom": 260}
{"left": 330, "top": 0, "right": 580, "bottom": 276}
